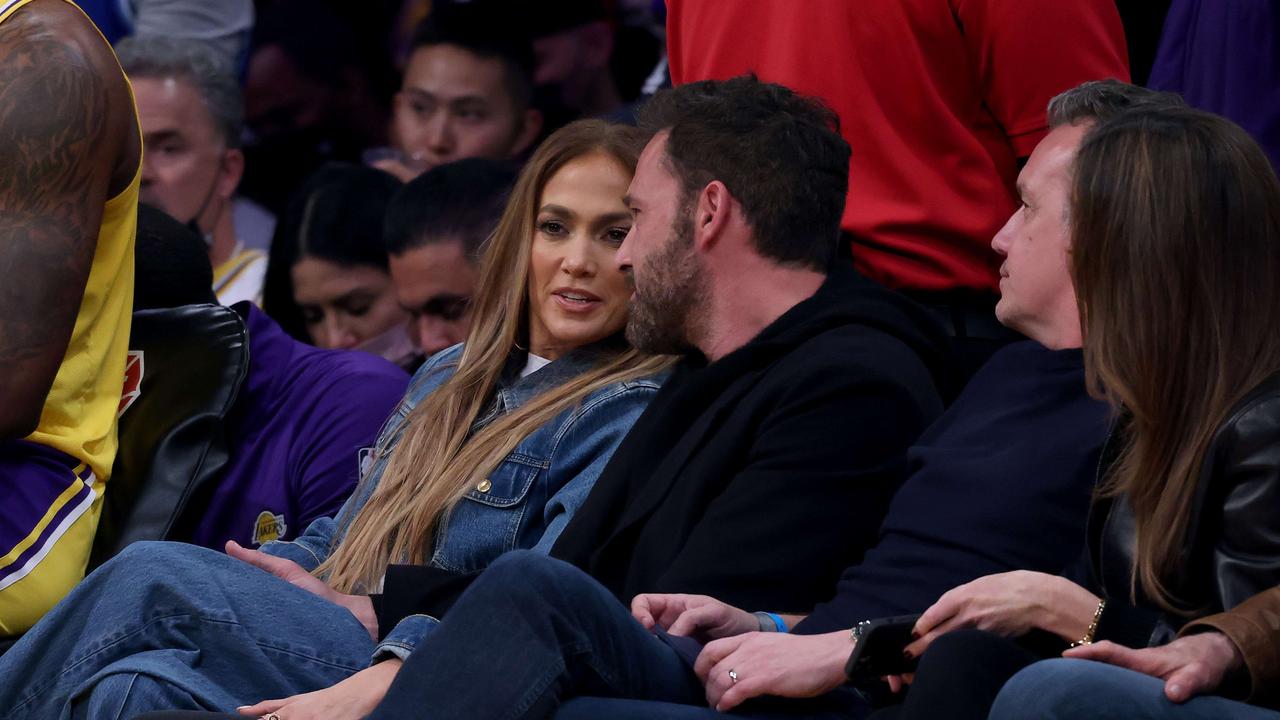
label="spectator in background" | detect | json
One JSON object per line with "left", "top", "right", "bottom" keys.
{"left": 262, "top": 164, "right": 418, "bottom": 370}
{"left": 666, "top": 0, "right": 1129, "bottom": 381}
{"left": 371, "top": 13, "right": 542, "bottom": 182}
{"left": 240, "top": 0, "right": 392, "bottom": 214}
{"left": 116, "top": 36, "right": 270, "bottom": 306}
{"left": 130, "top": 205, "right": 408, "bottom": 550}
{"left": 383, "top": 158, "right": 517, "bottom": 357}
{"left": 526, "top": 0, "right": 625, "bottom": 121}
{"left": 425, "top": 0, "right": 648, "bottom": 126}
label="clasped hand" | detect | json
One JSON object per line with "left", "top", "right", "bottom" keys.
{"left": 630, "top": 593, "right": 848, "bottom": 711}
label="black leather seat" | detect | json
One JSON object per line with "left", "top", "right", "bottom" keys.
{"left": 88, "top": 304, "right": 250, "bottom": 570}
{"left": 0, "top": 305, "right": 247, "bottom": 656}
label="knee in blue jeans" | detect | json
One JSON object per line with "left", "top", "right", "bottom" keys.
{"left": 990, "top": 659, "right": 1107, "bottom": 720}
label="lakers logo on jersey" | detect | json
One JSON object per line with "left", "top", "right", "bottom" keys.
{"left": 252, "top": 510, "right": 287, "bottom": 546}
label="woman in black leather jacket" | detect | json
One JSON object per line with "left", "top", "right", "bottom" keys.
{"left": 875, "top": 106, "right": 1280, "bottom": 719}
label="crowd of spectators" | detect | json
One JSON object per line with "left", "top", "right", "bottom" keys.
{"left": 1, "top": 1, "right": 1278, "bottom": 719}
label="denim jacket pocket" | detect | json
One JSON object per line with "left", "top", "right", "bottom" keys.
{"left": 429, "top": 453, "right": 549, "bottom": 573}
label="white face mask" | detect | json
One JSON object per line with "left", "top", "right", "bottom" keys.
{"left": 354, "top": 321, "right": 421, "bottom": 369}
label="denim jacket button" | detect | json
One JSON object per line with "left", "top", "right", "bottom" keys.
{"left": 476, "top": 479, "right": 492, "bottom": 492}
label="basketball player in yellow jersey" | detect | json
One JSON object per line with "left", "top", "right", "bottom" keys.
{"left": 0, "top": 0, "right": 142, "bottom": 635}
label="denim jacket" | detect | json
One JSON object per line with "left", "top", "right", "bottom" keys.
{"left": 262, "top": 342, "right": 664, "bottom": 661}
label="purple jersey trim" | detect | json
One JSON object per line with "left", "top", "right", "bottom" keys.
{"left": 0, "top": 440, "right": 95, "bottom": 590}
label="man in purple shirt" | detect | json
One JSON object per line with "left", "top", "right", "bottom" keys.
{"left": 132, "top": 204, "right": 409, "bottom": 549}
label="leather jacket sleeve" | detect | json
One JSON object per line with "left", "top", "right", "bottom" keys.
{"left": 1205, "top": 396, "right": 1280, "bottom": 612}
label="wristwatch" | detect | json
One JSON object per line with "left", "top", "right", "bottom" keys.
{"left": 843, "top": 620, "right": 872, "bottom": 680}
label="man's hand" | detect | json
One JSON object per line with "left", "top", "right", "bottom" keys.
{"left": 693, "top": 631, "right": 851, "bottom": 712}
{"left": 226, "top": 541, "right": 377, "bottom": 641}
{"left": 631, "top": 593, "right": 757, "bottom": 640}
{"left": 237, "top": 658, "right": 402, "bottom": 719}
{"left": 1064, "top": 634, "right": 1244, "bottom": 703}
{"left": 905, "top": 571, "right": 1099, "bottom": 659}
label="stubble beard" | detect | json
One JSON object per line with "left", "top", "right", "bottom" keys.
{"left": 625, "top": 217, "right": 707, "bottom": 356}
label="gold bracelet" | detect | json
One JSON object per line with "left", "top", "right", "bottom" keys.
{"left": 1070, "top": 598, "right": 1106, "bottom": 648}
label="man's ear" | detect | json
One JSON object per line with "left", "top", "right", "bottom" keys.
{"left": 217, "top": 148, "right": 245, "bottom": 199}
{"left": 693, "top": 180, "right": 732, "bottom": 253}
{"left": 511, "top": 109, "right": 544, "bottom": 157}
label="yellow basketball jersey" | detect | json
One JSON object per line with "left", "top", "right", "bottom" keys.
{"left": 4, "top": 0, "right": 140, "bottom": 484}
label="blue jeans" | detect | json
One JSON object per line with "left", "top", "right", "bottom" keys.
{"left": 990, "top": 659, "right": 1280, "bottom": 720}
{"left": 0, "top": 542, "right": 372, "bottom": 720}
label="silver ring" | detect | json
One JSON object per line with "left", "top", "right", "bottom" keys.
{"left": 728, "top": 669, "right": 739, "bottom": 684}
{"left": 264, "top": 714, "right": 280, "bottom": 720}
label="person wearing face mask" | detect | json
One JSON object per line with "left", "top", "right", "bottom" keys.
{"left": 116, "top": 35, "right": 271, "bottom": 307}
{"left": 0, "top": 120, "right": 673, "bottom": 720}
{"left": 262, "top": 164, "right": 419, "bottom": 370}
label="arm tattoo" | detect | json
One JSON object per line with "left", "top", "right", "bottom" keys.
{"left": 0, "top": 10, "right": 112, "bottom": 431}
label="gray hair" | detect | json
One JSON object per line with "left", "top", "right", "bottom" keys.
{"left": 1046, "top": 79, "right": 1186, "bottom": 130}
{"left": 115, "top": 36, "right": 244, "bottom": 148}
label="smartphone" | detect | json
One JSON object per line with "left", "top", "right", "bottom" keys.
{"left": 844, "top": 613, "right": 922, "bottom": 680}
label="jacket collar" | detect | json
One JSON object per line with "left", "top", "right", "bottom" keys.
{"left": 490, "top": 334, "right": 627, "bottom": 417}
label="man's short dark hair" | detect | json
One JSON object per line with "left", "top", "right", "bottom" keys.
{"left": 384, "top": 158, "right": 517, "bottom": 260}
{"left": 410, "top": 10, "right": 536, "bottom": 111}
{"left": 638, "top": 75, "right": 851, "bottom": 271}
{"left": 134, "top": 204, "right": 218, "bottom": 310}
{"left": 1046, "top": 79, "right": 1186, "bottom": 129}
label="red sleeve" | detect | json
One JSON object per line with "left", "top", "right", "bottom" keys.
{"left": 954, "top": 0, "right": 1131, "bottom": 157}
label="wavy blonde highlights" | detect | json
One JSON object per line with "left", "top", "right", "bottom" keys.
{"left": 319, "top": 120, "right": 674, "bottom": 592}
{"left": 1071, "top": 108, "right": 1280, "bottom": 614}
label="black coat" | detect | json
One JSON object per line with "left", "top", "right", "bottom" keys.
{"left": 372, "top": 268, "right": 949, "bottom": 630}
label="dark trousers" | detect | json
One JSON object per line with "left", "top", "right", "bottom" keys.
{"left": 868, "top": 629, "right": 1039, "bottom": 720}
{"left": 371, "top": 550, "right": 706, "bottom": 719}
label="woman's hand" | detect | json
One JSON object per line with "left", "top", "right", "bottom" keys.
{"left": 1064, "top": 634, "right": 1244, "bottom": 703}
{"left": 226, "top": 541, "right": 378, "bottom": 641}
{"left": 904, "top": 571, "right": 1100, "bottom": 659}
{"left": 237, "top": 659, "right": 402, "bottom": 720}
{"left": 693, "top": 631, "right": 851, "bottom": 712}
{"left": 630, "top": 593, "right": 758, "bottom": 640}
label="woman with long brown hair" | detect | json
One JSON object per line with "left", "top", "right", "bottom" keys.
{"left": 0, "top": 119, "right": 674, "bottom": 720}
{"left": 869, "top": 106, "right": 1280, "bottom": 719}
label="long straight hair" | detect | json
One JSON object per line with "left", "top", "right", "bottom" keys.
{"left": 1071, "top": 108, "right": 1280, "bottom": 613}
{"left": 320, "top": 120, "right": 674, "bottom": 592}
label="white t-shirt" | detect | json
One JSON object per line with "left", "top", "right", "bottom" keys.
{"left": 521, "top": 354, "right": 552, "bottom": 378}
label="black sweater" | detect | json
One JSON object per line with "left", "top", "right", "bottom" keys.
{"left": 797, "top": 341, "right": 1111, "bottom": 634}
{"left": 373, "top": 268, "right": 949, "bottom": 630}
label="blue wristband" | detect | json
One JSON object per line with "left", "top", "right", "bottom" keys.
{"left": 764, "top": 612, "right": 788, "bottom": 633}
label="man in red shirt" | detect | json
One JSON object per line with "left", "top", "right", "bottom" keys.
{"left": 667, "top": 0, "right": 1129, "bottom": 378}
